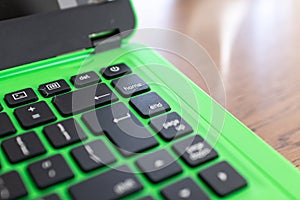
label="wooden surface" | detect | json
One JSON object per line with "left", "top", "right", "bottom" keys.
{"left": 132, "top": 0, "right": 300, "bottom": 169}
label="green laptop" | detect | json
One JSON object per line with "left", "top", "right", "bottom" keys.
{"left": 0, "top": 0, "right": 299, "bottom": 199}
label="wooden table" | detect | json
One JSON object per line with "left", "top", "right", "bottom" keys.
{"left": 132, "top": 0, "right": 300, "bottom": 169}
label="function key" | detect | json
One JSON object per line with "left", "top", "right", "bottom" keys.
{"left": 199, "top": 161, "right": 247, "bottom": 197}
{"left": 136, "top": 149, "right": 182, "bottom": 183}
{"left": 161, "top": 178, "right": 210, "bottom": 200}
{"left": 69, "top": 165, "right": 143, "bottom": 200}
{"left": 111, "top": 74, "right": 150, "bottom": 98}
{"left": 71, "top": 140, "right": 116, "bottom": 172}
{"left": 0, "top": 113, "right": 16, "bottom": 138}
{"left": 28, "top": 154, "right": 74, "bottom": 189}
{"left": 14, "top": 101, "right": 56, "bottom": 129}
{"left": 39, "top": 79, "right": 71, "bottom": 98}
{"left": 53, "top": 83, "right": 118, "bottom": 117}
{"left": 1, "top": 132, "right": 46, "bottom": 163}
{"left": 173, "top": 135, "right": 218, "bottom": 167}
{"left": 101, "top": 63, "right": 132, "bottom": 79}
{"left": 70, "top": 71, "right": 100, "bottom": 88}
{"left": 5, "top": 88, "right": 38, "bottom": 108}
{"left": 82, "top": 102, "right": 158, "bottom": 156}
{"left": 44, "top": 119, "right": 87, "bottom": 149}
{"left": 130, "top": 92, "right": 170, "bottom": 118}
{"left": 37, "top": 194, "right": 61, "bottom": 200}
{"left": 150, "top": 112, "right": 193, "bottom": 141}
{"left": 0, "top": 171, "right": 28, "bottom": 200}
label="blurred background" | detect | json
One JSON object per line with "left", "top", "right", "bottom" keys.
{"left": 132, "top": 0, "right": 300, "bottom": 168}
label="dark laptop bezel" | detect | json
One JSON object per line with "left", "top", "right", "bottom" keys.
{"left": 0, "top": 0, "right": 135, "bottom": 71}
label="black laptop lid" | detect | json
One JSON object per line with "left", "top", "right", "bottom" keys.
{"left": 0, "top": 0, "right": 135, "bottom": 70}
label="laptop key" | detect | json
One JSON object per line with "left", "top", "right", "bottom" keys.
{"left": 37, "top": 194, "right": 61, "bottom": 200}
{"left": 28, "top": 154, "right": 74, "bottom": 189}
{"left": 82, "top": 102, "right": 158, "bottom": 156}
{"left": 161, "top": 178, "right": 210, "bottom": 200}
{"left": 71, "top": 140, "right": 116, "bottom": 172}
{"left": 150, "top": 112, "right": 193, "bottom": 141}
{"left": 44, "top": 119, "right": 87, "bottom": 149}
{"left": 39, "top": 79, "right": 71, "bottom": 98}
{"left": 53, "top": 83, "right": 118, "bottom": 117}
{"left": 130, "top": 92, "right": 170, "bottom": 118}
{"left": 14, "top": 101, "right": 56, "bottom": 129}
{"left": 136, "top": 149, "right": 182, "bottom": 183}
{"left": 5, "top": 88, "right": 38, "bottom": 108}
{"left": 0, "top": 113, "right": 16, "bottom": 138}
{"left": 0, "top": 171, "right": 28, "bottom": 200}
{"left": 2, "top": 132, "right": 46, "bottom": 163}
{"left": 70, "top": 71, "right": 100, "bottom": 88}
{"left": 199, "top": 161, "right": 247, "bottom": 197}
{"left": 101, "top": 63, "right": 132, "bottom": 80}
{"left": 173, "top": 135, "right": 218, "bottom": 167}
{"left": 69, "top": 165, "right": 143, "bottom": 200}
{"left": 111, "top": 74, "right": 150, "bottom": 98}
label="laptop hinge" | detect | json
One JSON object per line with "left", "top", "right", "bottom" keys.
{"left": 90, "top": 29, "right": 121, "bottom": 54}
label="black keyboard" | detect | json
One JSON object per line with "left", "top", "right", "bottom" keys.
{"left": 0, "top": 63, "right": 247, "bottom": 200}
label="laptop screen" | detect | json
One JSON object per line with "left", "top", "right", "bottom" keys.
{"left": 0, "top": 0, "right": 134, "bottom": 71}
{"left": 0, "top": 0, "right": 106, "bottom": 21}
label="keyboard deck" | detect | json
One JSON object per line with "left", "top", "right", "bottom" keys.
{"left": 0, "top": 43, "right": 299, "bottom": 200}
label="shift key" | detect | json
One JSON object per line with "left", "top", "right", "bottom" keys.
{"left": 69, "top": 165, "right": 143, "bottom": 200}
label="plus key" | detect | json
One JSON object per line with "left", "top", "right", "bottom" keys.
{"left": 14, "top": 101, "right": 56, "bottom": 129}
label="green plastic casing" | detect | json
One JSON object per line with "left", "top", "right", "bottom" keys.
{"left": 0, "top": 1, "right": 299, "bottom": 200}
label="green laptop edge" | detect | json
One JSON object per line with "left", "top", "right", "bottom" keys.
{"left": 0, "top": 1, "right": 299, "bottom": 200}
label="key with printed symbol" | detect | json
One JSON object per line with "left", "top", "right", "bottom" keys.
{"left": 136, "top": 149, "right": 182, "bottom": 183}
{"left": 71, "top": 71, "right": 100, "bottom": 88}
{"left": 1, "top": 132, "right": 46, "bottom": 163}
{"left": 5, "top": 88, "right": 38, "bottom": 108}
{"left": 130, "top": 92, "right": 171, "bottom": 118}
{"left": 39, "top": 80, "right": 71, "bottom": 98}
{"left": 71, "top": 140, "right": 116, "bottom": 172}
{"left": 161, "top": 178, "right": 210, "bottom": 200}
{"left": 173, "top": 135, "right": 218, "bottom": 167}
{"left": 53, "top": 83, "right": 118, "bottom": 116}
{"left": 199, "top": 161, "right": 247, "bottom": 197}
{"left": 44, "top": 119, "right": 87, "bottom": 149}
{"left": 0, "top": 171, "right": 28, "bottom": 200}
{"left": 69, "top": 165, "right": 143, "bottom": 200}
{"left": 28, "top": 154, "right": 74, "bottom": 189}
{"left": 82, "top": 102, "right": 158, "bottom": 156}
{"left": 150, "top": 112, "right": 193, "bottom": 141}
{"left": 111, "top": 74, "right": 150, "bottom": 97}
{"left": 14, "top": 101, "right": 56, "bottom": 129}
{"left": 101, "top": 63, "right": 132, "bottom": 79}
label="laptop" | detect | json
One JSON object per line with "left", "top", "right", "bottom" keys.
{"left": 0, "top": 0, "right": 299, "bottom": 199}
